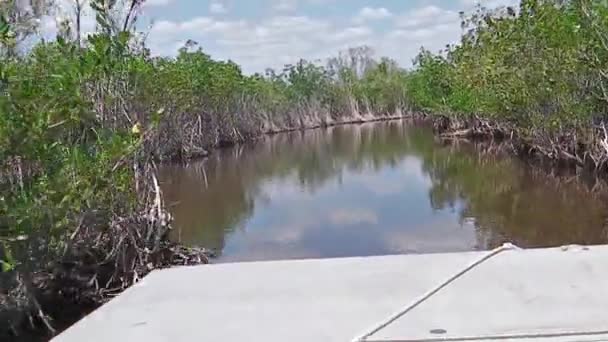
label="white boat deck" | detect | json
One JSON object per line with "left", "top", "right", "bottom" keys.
{"left": 54, "top": 245, "right": 608, "bottom": 341}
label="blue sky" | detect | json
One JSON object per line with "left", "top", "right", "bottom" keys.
{"left": 49, "top": 0, "right": 519, "bottom": 73}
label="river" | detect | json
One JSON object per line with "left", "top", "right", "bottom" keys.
{"left": 159, "top": 120, "right": 608, "bottom": 262}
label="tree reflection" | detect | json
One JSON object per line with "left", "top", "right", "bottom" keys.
{"left": 160, "top": 121, "right": 608, "bottom": 255}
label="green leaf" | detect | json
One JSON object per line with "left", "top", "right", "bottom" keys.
{"left": 1, "top": 243, "right": 16, "bottom": 272}
{"left": 1, "top": 260, "right": 14, "bottom": 272}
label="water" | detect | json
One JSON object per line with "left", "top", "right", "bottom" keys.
{"left": 159, "top": 121, "right": 608, "bottom": 262}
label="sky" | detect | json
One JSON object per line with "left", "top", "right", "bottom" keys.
{"left": 47, "top": 0, "right": 520, "bottom": 74}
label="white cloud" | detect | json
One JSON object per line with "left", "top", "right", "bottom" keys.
{"left": 209, "top": 1, "right": 228, "bottom": 15}
{"left": 329, "top": 209, "right": 379, "bottom": 226}
{"left": 395, "top": 5, "right": 459, "bottom": 30}
{"left": 367, "top": 4, "right": 467, "bottom": 67}
{"left": 34, "top": 0, "right": 522, "bottom": 74}
{"left": 145, "top": 0, "right": 174, "bottom": 7}
{"left": 461, "top": 0, "right": 520, "bottom": 9}
{"left": 273, "top": 0, "right": 298, "bottom": 12}
{"left": 147, "top": 14, "right": 370, "bottom": 72}
{"left": 322, "top": 26, "right": 372, "bottom": 44}
{"left": 144, "top": 0, "right": 521, "bottom": 73}
{"left": 271, "top": 0, "right": 340, "bottom": 12}
{"left": 353, "top": 7, "right": 392, "bottom": 24}
{"left": 385, "top": 218, "right": 477, "bottom": 253}
{"left": 39, "top": 0, "right": 97, "bottom": 41}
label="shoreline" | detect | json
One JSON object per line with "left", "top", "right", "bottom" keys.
{"left": 8, "top": 112, "right": 607, "bottom": 342}
{"left": 181, "top": 111, "right": 608, "bottom": 181}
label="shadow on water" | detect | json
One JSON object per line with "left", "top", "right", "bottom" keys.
{"left": 159, "top": 120, "right": 608, "bottom": 262}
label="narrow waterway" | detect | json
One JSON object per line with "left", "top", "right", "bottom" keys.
{"left": 159, "top": 120, "right": 608, "bottom": 262}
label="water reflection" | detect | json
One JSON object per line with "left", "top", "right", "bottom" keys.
{"left": 159, "top": 121, "right": 608, "bottom": 262}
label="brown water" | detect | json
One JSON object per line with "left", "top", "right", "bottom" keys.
{"left": 159, "top": 121, "right": 608, "bottom": 262}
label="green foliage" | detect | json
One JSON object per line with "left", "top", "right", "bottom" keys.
{"left": 406, "top": 49, "right": 457, "bottom": 112}
{"left": 0, "top": 14, "right": 11, "bottom": 44}
{"left": 4, "top": 0, "right": 608, "bottom": 335}
{"left": 0, "top": 242, "right": 16, "bottom": 272}
{"left": 407, "top": 0, "right": 608, "bottom": 132}
{"left": 4, "top": 0, "right": 608, "bottom": 279}
{"left": 0, "top": 35, "right": 140, "bottom": 265}
{"left": 0, "top": 0, "right": 411, "bottom": 286}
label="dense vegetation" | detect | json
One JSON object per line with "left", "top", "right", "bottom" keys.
{"left": 166, "top": 122, "right": 608, "bottom": 253}
{"left": 2, "top": 0, "right": 608, "bottom": 339}
{"left": 0, "top": 0, "right": 409, "bottom": 339}
{"left": 408, "top": 0, "right": 608, "bottom": 169}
